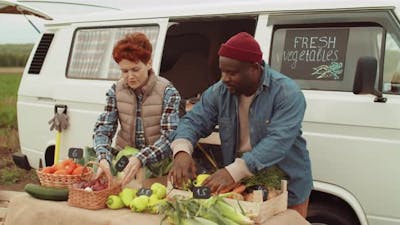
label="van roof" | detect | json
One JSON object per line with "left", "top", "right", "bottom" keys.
{"left": 47, "top": 0, "right": 400, "bottom": 26}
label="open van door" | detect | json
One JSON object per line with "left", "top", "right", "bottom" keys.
{"left": 0, "top": 0, "right": 52, "bottom": 20}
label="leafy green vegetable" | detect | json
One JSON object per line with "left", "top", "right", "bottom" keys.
{"left": 84, "top": 146, "right": 172, "bottom": 178}
{"left": 84, "top": 146, "right": 97, "bottom": 165}
{"left": 240, "top": 165, "right": 287, "bottom": 190}
{"left": 145, "top": 157, "right": 173, "bottom": 178}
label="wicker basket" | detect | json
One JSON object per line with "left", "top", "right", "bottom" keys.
{"left": 36, "top": 167, "right": 93, "bottom": 188}
{"left": 67, "top": 161, "right": 122, "bottom": 210}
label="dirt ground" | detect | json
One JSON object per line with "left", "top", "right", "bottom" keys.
{"left": 0, "top": 146, "right": 39, "bottom": 192}
{"left": 0, "top": 179, "right": 33, "bottom": 192}
{"left": 0, "top": 67, "right": 24, "bottom": 74}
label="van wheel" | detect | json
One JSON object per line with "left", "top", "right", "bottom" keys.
{"left": 307, "top": 201, "right": 360, "bottom": 225}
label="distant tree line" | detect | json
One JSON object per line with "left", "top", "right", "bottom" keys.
{"left": 0, "top": 44, "right": 34, "bottom": 67}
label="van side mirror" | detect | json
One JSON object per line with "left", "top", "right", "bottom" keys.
{"left": 353, "top": 56, "right": 387, "bottom": 102}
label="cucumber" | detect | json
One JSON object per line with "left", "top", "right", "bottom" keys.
{"left": 24, "top": 183, "right": 69, "bottom": 201}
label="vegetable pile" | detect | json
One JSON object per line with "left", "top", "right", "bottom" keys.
{"left": 160, "top": 194, "right": 255, "bottom": 225}
{"left": 105, "top": 182, "right": 168, "bottom": 214}
{"left": 73, "top": 177, "right": 109, "bottom": 192}
{"left": 40, "top": 159, "right": 88, "bottom": 175}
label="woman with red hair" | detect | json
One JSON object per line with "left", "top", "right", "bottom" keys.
{"left": 93, "top": 32, "right": 181, "bottom": 185}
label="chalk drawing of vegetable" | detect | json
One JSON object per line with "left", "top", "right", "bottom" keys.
{"left": 311, "top": 62, "right": 343, "bottom": 80}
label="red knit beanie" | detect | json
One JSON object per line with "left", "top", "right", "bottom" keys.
{"left": 218, "top": 32, "right": 262, "bottom": 63}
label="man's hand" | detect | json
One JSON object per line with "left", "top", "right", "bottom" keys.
{"left": 121, "top": 156, "right": 142, "bottom": 186}
{"left": 169, "top": 152, "right": 196, "bottom": 188}
{"left": 202, "top": 168, "right": 235, "bottom": 193}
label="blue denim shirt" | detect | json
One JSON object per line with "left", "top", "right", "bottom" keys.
{"left": 174, "top": 66, "right": 313, "bottom": 205}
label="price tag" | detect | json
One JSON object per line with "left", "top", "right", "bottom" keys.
{"left": 68, "top": 148, "right": 83, "bottom": 159}
{"left": 115, "top": 156, "right": 129, "bottom": 172}
{"left": 136, "top": 188, "right": 153, "bottom": 197}
{"left": 192, "top": 186, "right": 211, "bottom": 199}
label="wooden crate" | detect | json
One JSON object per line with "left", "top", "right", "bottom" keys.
{"left": 166, "top": 180, "right": 288, "bottom": 225}
{"left": 224, "top": 180, "right": 288, "bottom": 224}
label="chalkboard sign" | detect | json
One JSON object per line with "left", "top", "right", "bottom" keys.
{"left": 68, "top": 148, "right": 83, "bottom": 159}
{"left": 115, "top": 156, "right": 129, "bottom": 172}
{"left": 281, "top": 28, "right": 349, "bottom": 81}
{"left": 192, "top": 186, "right": 211, "bottom": 199}
{"left": 136, "top": 188, "right": 153, "bottom": 197}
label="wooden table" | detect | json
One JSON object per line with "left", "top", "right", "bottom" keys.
{"left": 4, "top": 193, "right": 310, "bottom": 225}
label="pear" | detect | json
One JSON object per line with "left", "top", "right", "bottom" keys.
{"left": 148, "top": 198, "right": 167, "bottom": 214}
{"left": 130, "top": 195, "right": 149, "bottom": 212}
{"left": 119, "top": 187, "right": 137, "bottom": 207}
{"left": 106, "top": 195, "right": 125, "bottom": 209}
{"left": 182, "top": 179, "right": 192, "bottom": 191}
{"left": 194, "top": 174, "right": 210, "bottom": 187}
{"left": 150, "top": 182, "right": 167, "bottom": 199}
{"left": 148, "top": 194, "right": 159, "bottom": 205}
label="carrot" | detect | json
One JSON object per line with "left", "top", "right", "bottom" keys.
{"left": 218, "top": 186, "right": 233, "bottom": 194}
{"left": 217, "top": 183, "right": 241, "bottom": 194}
{"left": 232, "top": 184, "right": 246, "bottom": 194}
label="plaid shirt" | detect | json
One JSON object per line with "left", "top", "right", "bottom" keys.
{"left": 93, "top": 83, "right": 181, "bottom": 166}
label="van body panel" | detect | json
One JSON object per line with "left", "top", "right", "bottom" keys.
{"left": 303, "top": 91, "right": 400, "bottom": 129}
{"left": 368, "top": 217, "right": 400, "bottom": 225}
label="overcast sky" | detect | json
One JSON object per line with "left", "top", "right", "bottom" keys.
{"left": 0, "top": 14, "right": 44, "bottom": 44}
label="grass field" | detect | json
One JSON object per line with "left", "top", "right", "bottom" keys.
{"left": 0, "top": 73, "right": 21, "bottom": 128}
{"left": 0, "top": 70, "right": 38, "bottom": 189}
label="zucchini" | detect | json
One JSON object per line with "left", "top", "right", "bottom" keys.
{"left": 24, "top": 183, "right": 69, "bottom": 201}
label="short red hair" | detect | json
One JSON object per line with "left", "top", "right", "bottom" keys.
{"left": 112, "top": 32, "right": 152, "bottom": 64}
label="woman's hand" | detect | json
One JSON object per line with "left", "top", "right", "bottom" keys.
{"left": 94, "top": 159, "right": 113, "bottom": 181}
{"left": 121, "top": 156, "right": 142, "bottom": 186}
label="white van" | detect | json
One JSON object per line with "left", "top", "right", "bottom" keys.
{"left": 9, "top": 0, "right": 400, "bottom": 224}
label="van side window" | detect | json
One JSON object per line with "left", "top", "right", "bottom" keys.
{"left": 67, "top": 26, "right": 159, "bottom": 80}
{"left": 270, "top": 25, "right": 384, "bottom": 92}
{"left": 383, "top": 33, "right": 400, "bottom": 94}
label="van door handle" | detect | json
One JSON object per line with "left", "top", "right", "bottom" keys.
{"left": 37, "top": 97, "right": 55, "bottom": 102}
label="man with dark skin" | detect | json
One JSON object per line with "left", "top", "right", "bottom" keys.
{"left": 169, "top": 32, "right": 313, "bottom": 217}
{"left": 173, "top": 56, "right": 261, "bottom": 189}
